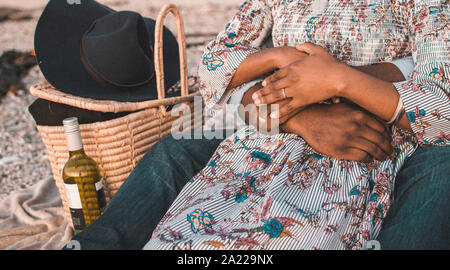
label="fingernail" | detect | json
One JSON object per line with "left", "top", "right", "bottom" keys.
{"left": 262, "top": 80, "right": 267, "bottom": 87}
{"left": 254, "top": 99, "right": 261, "bottom": 106}
{"left": 252, "top": 93, "right": 259, "bottom": 100}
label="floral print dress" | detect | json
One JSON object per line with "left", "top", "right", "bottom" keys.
{"left": 144, "top": 0, "right": 449, "bottom": 250}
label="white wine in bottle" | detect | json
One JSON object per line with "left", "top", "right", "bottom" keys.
{"left": 62, "top": 117, "right": 106, "bottom": 234}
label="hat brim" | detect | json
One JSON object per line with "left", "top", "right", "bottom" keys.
{"left": 34, "top": 0, "right": 181, "bottom": 102}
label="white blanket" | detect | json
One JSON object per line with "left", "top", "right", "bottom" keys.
{"left": 0, "top": 178, "right": 73, "bottom": 250}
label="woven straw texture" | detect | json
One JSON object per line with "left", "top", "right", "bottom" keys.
{"left": 30, "top": 4, "right": 204, "bottom": 229}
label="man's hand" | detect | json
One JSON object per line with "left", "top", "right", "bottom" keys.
{"left": 281, "top": 103, "right": 394, "bottom": 162}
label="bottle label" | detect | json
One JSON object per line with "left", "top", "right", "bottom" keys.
{"left": 64, "top": 183, "right": 86, "bottom": 230}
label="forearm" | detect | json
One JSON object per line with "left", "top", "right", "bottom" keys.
{"left": 242, "top": 61, "right": 409, "bottom": 131}
{"left": 352, "top": 62, "right": 406, "bottom": 83}
{"left": 233, "top": 50, "right": 406, "bottom": 91}
{"left": 227, "top": 49, "right": 278, "bottom": 91}
{"left": 228, "top": 46, "right": 308, "bottom": 90}
{"left": 337, "top": 64, "right": 412, "bottom": 131}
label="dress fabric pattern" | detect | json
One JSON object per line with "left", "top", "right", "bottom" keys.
{"left": 144, "top": 0, "right": 450, "bottom": 250}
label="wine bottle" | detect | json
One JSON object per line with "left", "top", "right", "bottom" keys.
{"left": 62, "top": 117, "right": 106, "bottom": 234}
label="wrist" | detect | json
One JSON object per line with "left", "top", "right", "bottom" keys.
{"left": 336, "top": 63, "right": 358, "bottom": 99}
{"left": 281, "top": 106, "right": 311, "bottom": 135}
{"left": 266, "top": 47, "right": 284, "bottom": 69}
{"left": 267, "top": 46, "right": 297, "bottom": 69}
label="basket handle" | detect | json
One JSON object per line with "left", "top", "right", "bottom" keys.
{"left": 154, "top": 4, "right": 189, "bottom": 114}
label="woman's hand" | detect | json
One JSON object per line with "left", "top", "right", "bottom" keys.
{"left": 241, "top": 82, "right": 304, "bottom": 132}
{"left": 282, "top": 103, "right": 394, "bottom": 162}
{"left": 252, "top": 43, "right": 346, "bottom": 119}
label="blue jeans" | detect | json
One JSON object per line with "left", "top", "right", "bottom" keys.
{"left": 376, "top": 146, "right": 450, "bottom": 250}
{"left": 65, "top": 132, "right": 450, "bottom": 250}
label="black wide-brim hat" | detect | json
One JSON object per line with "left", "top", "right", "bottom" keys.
{"left": 35, "top": 0, "right": 181, "bottom": 102}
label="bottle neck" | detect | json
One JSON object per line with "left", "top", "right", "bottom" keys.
{"left": 69, "top": 148, "right": 86, "bottom": 158}
{"left": 65, "top": 130, "right": 84, "bottom": 154}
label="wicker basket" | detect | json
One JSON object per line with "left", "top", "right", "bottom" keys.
{"left": 29, "top": 4, "right": 203, "bottom": 230}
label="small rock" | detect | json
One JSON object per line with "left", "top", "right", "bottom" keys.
{"left": 0, "top": 155, "right": 21, "bottom": 166}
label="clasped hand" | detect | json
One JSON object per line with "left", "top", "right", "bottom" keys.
{"left": 253, "top": 43, "right": 346, "bottom": 119}
{"left": 248, "top": 43, "right": 394, "bottom": 162}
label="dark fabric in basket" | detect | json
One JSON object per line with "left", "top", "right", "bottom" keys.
{"left": 28, "top": 98, "right": 133, "bottom": 126}
{"left": 27, "top": 77, "right": 190, "bottom": 126}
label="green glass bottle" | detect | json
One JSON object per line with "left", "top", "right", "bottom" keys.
{"left": 62, "top": 117, "right": 106, "bottom": 234}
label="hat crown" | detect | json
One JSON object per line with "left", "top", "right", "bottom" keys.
{"left": 81, "top": 11, "right": 154, "bottom": 87}
{"left": 34, "top": 0, "right": 181, "bottom": 102}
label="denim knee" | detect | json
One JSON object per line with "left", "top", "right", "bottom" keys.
{"left": 377, "top": 146, "right": 450, "bottom": 250}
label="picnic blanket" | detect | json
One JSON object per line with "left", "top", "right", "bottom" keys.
{"left": 0, "top": 177, "right": 73, "bottom": 250}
